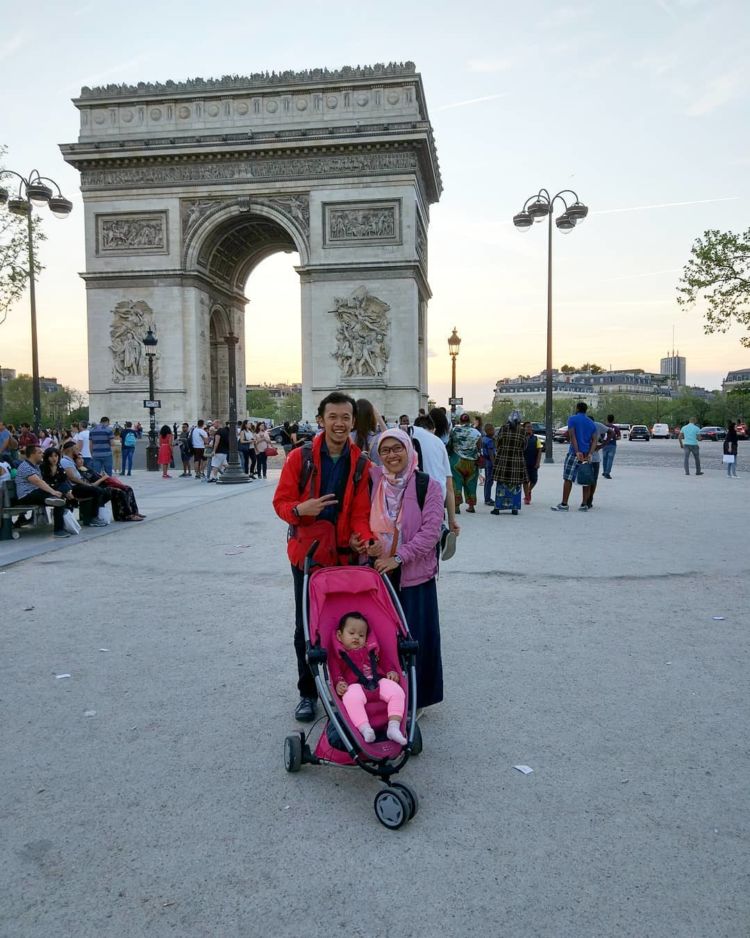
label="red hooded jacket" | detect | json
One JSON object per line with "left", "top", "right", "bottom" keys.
{"left": 273, "top": 433, "right": 373, "bottom": 569}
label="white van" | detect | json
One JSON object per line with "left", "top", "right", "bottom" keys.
{"left": 651, "top": 423, "right": 670, "bottom": 439}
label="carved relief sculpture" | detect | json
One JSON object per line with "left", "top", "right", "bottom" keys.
{"left": 330, "top": 286, "right": 391, "bottom": 379}
{"left": 324, "top": 200, "right": 401, "bottom": 247}
{"left": 181, "top": 199, "right": 224, "bottom": 238}
{"left": 97, "top": 212, "right": 168, "bottom": 253}
{"left": 110, "top": 300, "right": 159, "bottom": 383}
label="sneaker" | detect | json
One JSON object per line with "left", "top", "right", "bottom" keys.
{"left": 578, "top": 505, "right": 590, "bottom": 512}
{"left": 206, "top": 478, "right": 217, "bottom": 483}
{"left": 45, "top": 497, "right": 66, "bottom": 507}
{"left": 551, "top": 503, "right": 569, "bottom": 512}
{"left": 696, "top": 472, "right": 704, "bottom": 476}
{"left": 294, "top": 696, "right": 316, "bottom": 722}
{"left": 466, "top": 506, "right": 476, "bottom": 513}
{"left": 490, "top": 508, "right": 500, "bottom": 515}
{"left": 484, "top": 500, "right": 493, "bottom": 506}
{"left": 88, "top": 518, "right": 107, "bottom": 527}
{"left": 603, "top": 473, "right": 612, "bottom": 479}
{"left": 54, "top": 530, "right": 72, "bottom": 538}
{"left": 441, "top": 530, "right": 457, "bottom": 561}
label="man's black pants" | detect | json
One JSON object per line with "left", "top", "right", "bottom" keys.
{"left": 291, "top": 564, "right": 317, "bottom": 699}
{"left": 15, "top": 490, "right": 65, "bottom": 532}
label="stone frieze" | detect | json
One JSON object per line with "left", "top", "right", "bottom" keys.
{"left": 97, "top": 212, "right": 168, "bottom": 254}
{"left": 324, "top": 200, "right": 400, "bottom": 247}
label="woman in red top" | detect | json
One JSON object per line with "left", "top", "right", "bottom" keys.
{"left": 158, "top": 425, "right": 174, "bottom": 478}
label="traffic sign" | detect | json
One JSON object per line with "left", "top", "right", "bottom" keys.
{"left": 449, "top": 397, "right": 463, "bottom": 405}
{"left": 143, "top": 399, "right": 161, "bottom": 408}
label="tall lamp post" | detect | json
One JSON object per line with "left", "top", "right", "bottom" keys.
{"left": 143, "top": 328, "right": 159, "bottom": 471}
{"left": 0, "top": 170, "right": 73, "bottom": 435}
{"left": 448, "top": 327, "right": 461, "bottom": 421}
{"left": 218, "top": 331, "right": 250, "bottom": 484}
{"left": 513, "top": 189, "right": 589, "bottom": 464}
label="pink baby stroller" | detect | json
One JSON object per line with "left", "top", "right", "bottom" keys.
{"left": 283, "top": 545, "right": 422, "bottom": 829}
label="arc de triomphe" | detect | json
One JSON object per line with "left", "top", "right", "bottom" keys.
{"left": 61, "top": 63, "right": 441, "bottom": 425}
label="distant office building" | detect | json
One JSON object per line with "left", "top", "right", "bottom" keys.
{"left": 0, "top": 368, "right": 17, "bottom": 382}
{"left": 722, "top": 369, "right": 750, "bottom": 392}
{"left": 39, "top": 376, "right": 63, "bottom": 394}
{"left": 660, "top": 353, "right": 686, "bottom": 387}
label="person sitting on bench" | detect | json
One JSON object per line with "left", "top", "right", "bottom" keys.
{"left": 11, "top": 445, "right": 69, "bottom": 538}
{"left": 60, "top": 440, "right": 110, "bottom": 527}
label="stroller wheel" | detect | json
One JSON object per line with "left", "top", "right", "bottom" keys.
{"left": 390, "top": 782, "right": 419, "bottom": 820}
{"left": 374, "top": 787, "right": 410, "bottom": 830}
{"left": 284, "top": 733, "right": 303, "bottom": 772}
{"left": 410, "top": 721, "right": 423, "bottom": 756}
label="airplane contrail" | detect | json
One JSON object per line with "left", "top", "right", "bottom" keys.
{"left": 593, "top": 197, "right": 739, "bottom": 215}
{"left": 435, "top": 93, "right": 509, "bottom": 112}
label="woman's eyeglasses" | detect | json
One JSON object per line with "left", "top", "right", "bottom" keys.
{"left": 379, "top": 443, "right": 405, "bottom": 456}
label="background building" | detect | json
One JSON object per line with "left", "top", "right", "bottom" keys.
{"left": 722, "top": 368, "right": 750, "bottom": 392}
{"left": 660, "top": 353, "right": 686, "bottom": 387}
{"left": 493, "top": 368, "right": 673, "bottom": 409}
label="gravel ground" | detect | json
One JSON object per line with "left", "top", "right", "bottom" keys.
{"left": 1, "top": 462, "right": 748, "bottom": 938}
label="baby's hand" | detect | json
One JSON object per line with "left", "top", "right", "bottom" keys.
{"left": 386, "top": 671, "right": 399, "bottom": 683}
{"left": 335, "top": 680, "right": 348, "bottom": 697}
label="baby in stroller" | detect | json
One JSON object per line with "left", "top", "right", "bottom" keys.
{"left": 329, "top": 611, "right": 408, "bottom": 746}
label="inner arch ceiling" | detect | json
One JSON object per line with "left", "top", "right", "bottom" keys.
{"left": 198, "top": 214, "right": 297, "bottom": 293}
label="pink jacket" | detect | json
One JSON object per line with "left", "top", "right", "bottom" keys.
{"left": 328, "top": 636, "right": 399, "bottom": 689}
{"left": 369, "top": 466, "right": 444, "bottom": 588}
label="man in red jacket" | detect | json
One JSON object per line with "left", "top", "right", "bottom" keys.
{"left": 273, "top": 391, "right": 373, "bottom": 722}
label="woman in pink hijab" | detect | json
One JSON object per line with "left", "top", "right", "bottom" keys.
{"left": 366, "top": 428, "right": 445, "bottom": 710}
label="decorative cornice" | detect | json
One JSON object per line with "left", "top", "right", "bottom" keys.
{"left": 77, "top": 63, "right": 417, "bottom": 101}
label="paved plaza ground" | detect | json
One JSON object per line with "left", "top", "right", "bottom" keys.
{"left": 2, "top": 442, "right": 748, "bottom": 937}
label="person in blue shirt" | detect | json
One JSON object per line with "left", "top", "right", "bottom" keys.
{"left": 480, "top": 423, "right": 496, "bottom": 505}
{"left": 679, "top": 418, "right": 703, "bottom": 476}
{"left": 551, "top": 402, "right": 598, "bottom": 512}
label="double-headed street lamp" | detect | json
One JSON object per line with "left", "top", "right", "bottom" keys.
{"left": 448, "top": 327, "right": 461, "bottom": 421}
{"left": 143, "top": 328, "right": 159, "bottom": 471}
{"left": 0, "top": 169, "right": 73, "bottom": 435}
{"left": 513, "top": 189, "right": 588, "bottom": 463}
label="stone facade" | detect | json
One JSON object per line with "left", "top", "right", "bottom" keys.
{"left": 62, "top": 64, "right": 440, "bottom": 425}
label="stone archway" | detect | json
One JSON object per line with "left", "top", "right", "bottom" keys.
{"left": 61, "top": 63, "right": 441, "bottom": 424}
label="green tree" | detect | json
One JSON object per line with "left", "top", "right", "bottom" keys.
{"left": 560, "top": 364, "right": 576, "bottom": 374}
{"left": 727, "top": 383, "right": 750, "bottom": 421}
{"left": 677, "top": 228, "right": 750, "bottom": 347}
{"left": 246, "top": 388, "right": 276, "bottom": 417}
{"left": 0, "top": 374, "right": 87, "bottom": 427}
{"left": 0, "top": 149, "right": 45, "bottom": 325}
{"left": 275, "top": 392, "right": 302, "bottom": 424}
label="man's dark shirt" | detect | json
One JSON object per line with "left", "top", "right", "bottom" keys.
{"left": 214, "top": 427, "right": 230, "bottom": 455}
{"left": 318, "top": 439, "right": 350, "bottom": 524}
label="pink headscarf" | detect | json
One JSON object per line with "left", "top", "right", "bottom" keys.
{"left": 370, "top": 428, "right": 419, "bottom": 556}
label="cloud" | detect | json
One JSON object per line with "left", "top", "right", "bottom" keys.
{"left": 466, "top": 57, "right": 513, "bottom": 73}
{"left": 593, "top": 196, "right": 739, "bottom": 215}
{"left": 434, "top": 93, "right": 510, "bottom": 112}
{"left": 0, "top": 32, "right": 25, "bottom": 62}
{"left": 686, "top": 68, "right": 745, "bottom": 116}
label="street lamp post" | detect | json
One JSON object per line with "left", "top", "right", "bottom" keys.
{"left": 218, "top": 332, "right": 250, "bottom": 484}
{"left": 448, "top": 327, "right": 461, "bottom": 421}
{"left": 0, "top": 170, "right": 73, "bottom": 435}
{"left": 513, "top": 189, "right": 589, "bottom": 464}
{"left": 143, "top": 328, "right": 159, "bottom": 471}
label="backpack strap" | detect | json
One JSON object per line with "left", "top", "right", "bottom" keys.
{"left": 353, "top": 451, "right": 370, "bottom": 486}
{"left": 415, "top": 470, "right": 430, "bottom": 510}
{"left": 297, "top": 441, "right": 315, "bottom": 496}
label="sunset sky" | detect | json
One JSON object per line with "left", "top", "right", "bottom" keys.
{"left": 2, "top": 0, "right": 748, "bottom": 411}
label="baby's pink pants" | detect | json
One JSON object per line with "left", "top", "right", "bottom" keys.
{"left": 342, "top": 678, "right": 405, "bottom": 727}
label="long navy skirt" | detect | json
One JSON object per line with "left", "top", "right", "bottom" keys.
{"left": 397, "top": 576, "right": 443, "bottom": 708}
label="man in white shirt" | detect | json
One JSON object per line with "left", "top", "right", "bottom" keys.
{"left": 74, "top": 420, "right": 92, "bottom": 467}
{"left": 190, "top": 420, "right": 210, "bottom": 479}
{"left": 412, "top": 415, "right": 460, "bottom": 560}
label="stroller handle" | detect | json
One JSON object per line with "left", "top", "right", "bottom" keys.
{"left": 303, "top": 540, "right": 320, "bottom": 576}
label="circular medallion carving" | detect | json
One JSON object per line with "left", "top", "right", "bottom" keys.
{"left": 387, "top": 91, "right": 400, "bottom": 105}
{"left": 121, "top": 109, "right": 133, "bottom": 123}
{"left": 266, "top": 99, "right": 279, "bottom": 113}
{"left": 357, "top": 94, "right": 369, "bottom": 106}
{"left": 295, "top": 97, "right": 308, "bottom": 111}
{"left": 150, "top": 107, "right": 162, "bottom": 121}
{"left": 178, "top": 105, "right": 191, "bottom": 119}
{"left": 326, "top": 95, "right": 338, "bottom": 108}
{"left": 236, "top": 101, "right": 249, "bottom": 115}
{"left": 207, "top": 103, "right": 220, "bottom": 117}
{"left": 94, "top": 111, "right": 107, "bottom": 124}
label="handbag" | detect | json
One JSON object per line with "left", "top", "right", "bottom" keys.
{"left": 722, "top": 454, "right": 735, "bottom": 464}
{"left": 62, "top": 509, "right": 81, "bottom": 535}
{"left": 265, "top": 446, "right": 278, "bottom": 457}
{"left": 99, "top": 502, "right": 113, "bottom": 524}
{"left": 576, "top": 461, "right": 596, "bottom": 486}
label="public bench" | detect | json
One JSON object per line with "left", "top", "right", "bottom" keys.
{"left": 0, "top": 480, "right": 96, "bottom": 540}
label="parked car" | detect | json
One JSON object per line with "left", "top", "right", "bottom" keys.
{"left": 614, "top": 423, "right": 631, "bottom": 440}
{"left": 736, "top": 423, "right": 748, "bottom": 440}
{"left": 651, "top": 423, "right": 670, "bottom": 439}
{"left": 553, "top": 426, "right": 569, "bottom": 443}
{"left": 698, "top": 426, "right": 727, "bottom": 442}
{"left": 530, "top": 422, "right": 547, "bottom": 437}
{"left": 629, "top": 425, "right": 650, "bottom": 441}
